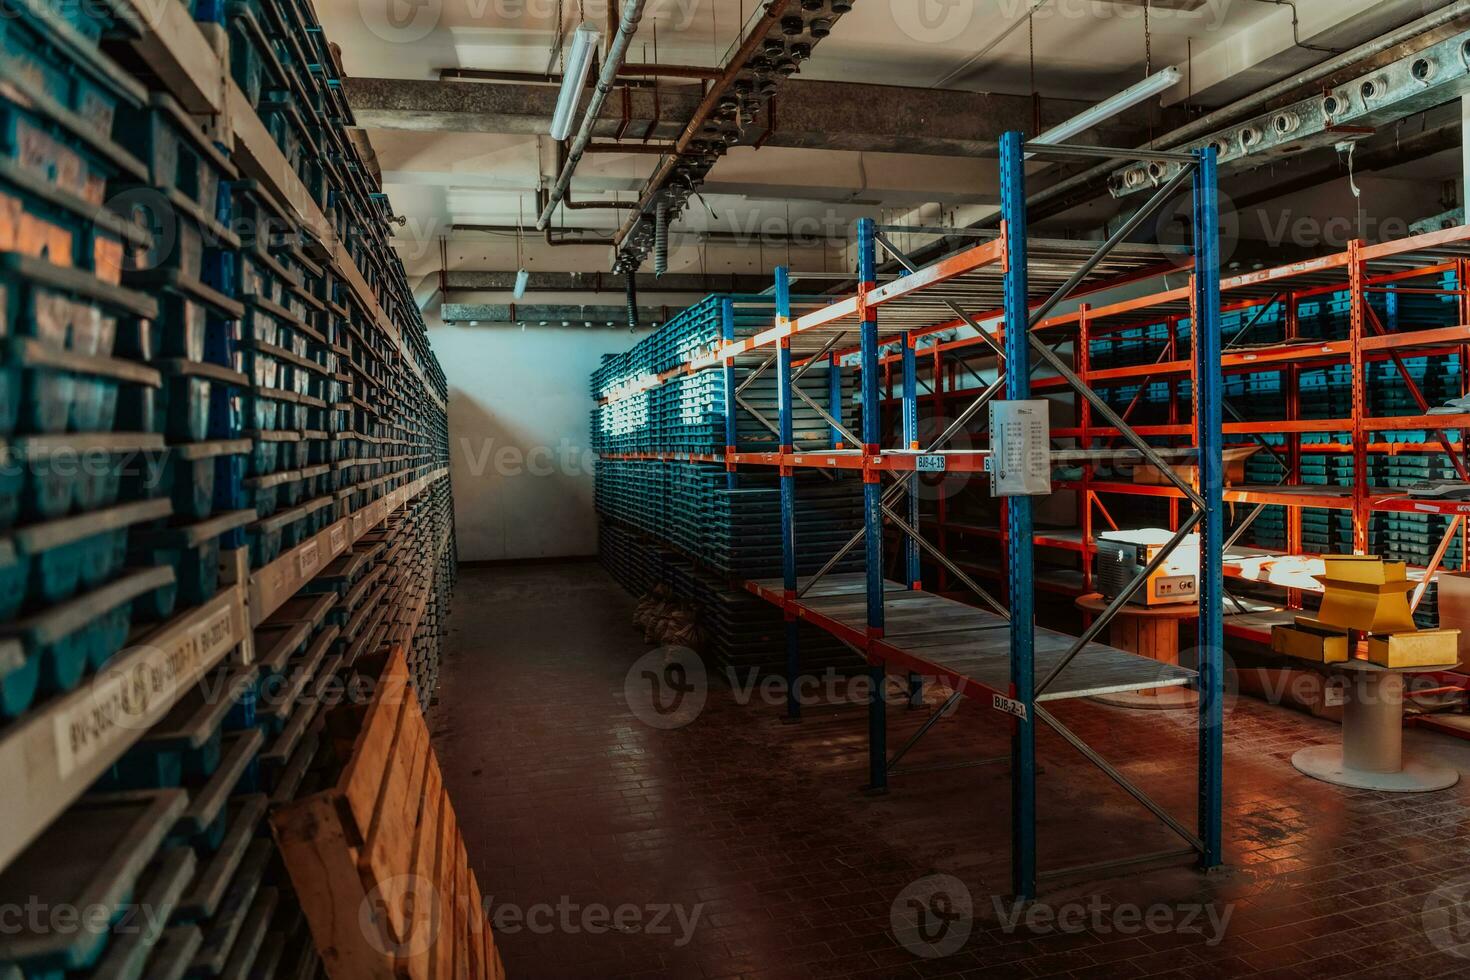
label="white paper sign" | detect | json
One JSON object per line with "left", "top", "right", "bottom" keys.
{"left": 297, "top": 539, "right": 321, "bottom": 580}
{"left": 988, "top": 400, "right": 1052, "bottom": 497}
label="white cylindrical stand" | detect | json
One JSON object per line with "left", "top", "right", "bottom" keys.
{"left": 1293, "top": 662, "right": 1459, "bottom": 793}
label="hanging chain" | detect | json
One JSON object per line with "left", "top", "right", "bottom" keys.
{"left": 1028, "top": 12, "right": 1036, "bottom": 97}
{"left": 785, "top": 202, "right": 792, "bottom": 269}
{"left": 1144, "top": 0, "right": 1152, "bottom": 76}
{"left": 1029, "top": 11, "right": 1038, "bottom": 133}
{"left": 557, "top": 0, "right": 565, "bottom": 72}
{"left": 1187, "top": 37, "right": 1193, "bottom": 111}
{"left": 1144, "top": 1, "right": 1154, "bottom": 142}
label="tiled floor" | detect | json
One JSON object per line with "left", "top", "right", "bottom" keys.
{"left": 429, "top": 563, "right": 1470, "bottom": 979}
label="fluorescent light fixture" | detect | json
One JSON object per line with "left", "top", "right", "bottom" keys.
{"left": 1031, "top": 66, "right": 1182, "bottom": 150}
{"left": 513, "top": 268, "right": 530, "bottom": 298}
{"left": 550, "top": 24, "right": 601, "bottom": 141}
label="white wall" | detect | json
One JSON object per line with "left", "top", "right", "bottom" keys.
{"left": 432, "top": 321, "right": 644, "bottom": 561}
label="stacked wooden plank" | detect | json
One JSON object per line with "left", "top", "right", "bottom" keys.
{"left": 272, "top": 651, "right": 502, "bottom": 980}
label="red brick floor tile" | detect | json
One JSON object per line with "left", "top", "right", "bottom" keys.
{"left": 432, "top": 566, "right": 1470, "bottom": 979}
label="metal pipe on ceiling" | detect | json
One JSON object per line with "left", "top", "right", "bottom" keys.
{"left": 542, "top": 155, "right": 638, "bottom": 211}
{"left": 1015, "top": 0, "right": 1470, "bottom": 222}
{"left": 610, "top": 1, "right": 793, "bottom": 260}
{"left": 535, "top": 0, "right": 648, "bottom": 230}
{"left": 1229, "top": 117, "right": 1459, "bottom": 212}
{"left": 439, "top": 63, "right": 718, "bottom": 85}
{"left": 611, "top": 1, "right": 823, "bottom": 271}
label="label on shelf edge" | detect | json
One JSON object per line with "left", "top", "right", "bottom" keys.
{"left": 297, "top": 539, "right": 320, "bottom": 579}
{"left": 916, "top": 455, "right": 947, "bottom": 473}
{"left": 330, "top": 524, "right": 347, "bottom": 554}
{"left": 992, "top": 693, "right": 1028, "bottom": 720}
{"left": 53, "top": 602, "right": 239, "bottom": 779}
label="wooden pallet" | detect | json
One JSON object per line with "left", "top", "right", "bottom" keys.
{"left": 269, "top": 650, "right": 503, "bottom": 979}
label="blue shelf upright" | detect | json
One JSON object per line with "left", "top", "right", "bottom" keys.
{"left": 999, "top": 130, "right": 1037, "bottom": 899}
{"left": 999, "top": 135, "right": 1226, "bottom": 897}
{"left": 1194, "top": 148, "right": 1225, "bottom": 869}
{"left": 775, "top": 269, "right": 802, "bottom": 723}
{"left": 901, "top": 331, "right": 921, "bottom": 589}
{"left": 858, "top": 219, "right": 888, "bottom": 793}
{"left": 721, "top": 297, "right": 739, "bottom": 492}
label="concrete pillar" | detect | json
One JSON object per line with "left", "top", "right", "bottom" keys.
{"left": 1462, "top": 97, "right": 1470, "bottom": 208}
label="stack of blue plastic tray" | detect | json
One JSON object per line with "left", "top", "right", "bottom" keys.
{"left": 1301, "top": 508, "right": 1355, "bottom": 554}
{"left": 597, "top": 519, "right": 859, "bottom": 675}
{"left": 112, "top": 93, "right": 262, "bottom": 622}
{"left": 0, "top": 0, "right": 454, "bottom": 974}
{"left": 1296, "top": 292, "right": 1352, "bottom": 341}
{"left": 1238, "top": 440, "right": 1288, "bottom": 549}
{"left": 1298, "top": 452, "right": 1355, "bottom": 487}
{"left": 1368, "top": 355, "right": 1460, "bottom": 418}
{"left": 1369, "top": 513, "right": 1464, "bottom": 570}
{"left": 0, "top": 0, "right": 190, "bottom": 720}
{"left": 664, "top": 463, "right": 864, "bottom": 577}
{"left": 1225, "top": 371, "right": 1287, "bottom": 419}
{"left": 594, "top": 457, "right": 671, "bottom": 541}
{"left": 1369, "top": 272, "right": 1460, "bottom": 332}
{"left": 593, "top": 357, "right": 851, "bottom": 455}
{"left": 1298, "top": 364, "right": 1353, "bottom": 420}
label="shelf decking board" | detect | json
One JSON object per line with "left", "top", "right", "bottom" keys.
{"left": 747, "top": 574, "right": 1194, "bottom": 704}
{"left": 249, "top": 468, "right": 449, "bottom": 626}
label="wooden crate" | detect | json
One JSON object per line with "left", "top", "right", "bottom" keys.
{"left": 269, "top": 650, "right": 504, "bottom": 979}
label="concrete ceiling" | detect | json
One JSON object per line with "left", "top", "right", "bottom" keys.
{"left": 315, "top": 0, "right": 1460, "bottom": 285}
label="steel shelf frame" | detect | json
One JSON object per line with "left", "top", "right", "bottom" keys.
{"left": 887, "top": 223, "right": 1470, "bottom": 624}
{"left": 0, "top": 0, "right": 456, "bottom": 878}
{"left": 714, "top": 133, "right": 1225, "bottom": 899}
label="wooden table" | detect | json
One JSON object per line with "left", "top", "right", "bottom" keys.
{"left": 1076, "top": 593, "right": 1199, "bottom": 709}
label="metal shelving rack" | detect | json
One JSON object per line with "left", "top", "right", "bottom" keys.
{"left": 699, "top": 133, "right": 1226, "bottom": 899}
{"left": 884, "top": 223, "right": 1470, "bottom": 651}
{"left": 0, "top": 0, "right": 456, "bottom": 884}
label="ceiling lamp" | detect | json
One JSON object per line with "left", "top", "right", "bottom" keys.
{"left": 550, "top": 23, "right": 601, "bottom": 141}
{"left": 1031, "top": 66, "right": 1182, "bottom": 150}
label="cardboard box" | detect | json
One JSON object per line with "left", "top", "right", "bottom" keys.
{"left": 1313, "top": 577, "right": 1418, "bottom": 633}
{"left": 1271, "top": 619, "right": 1350, "bottom": 663}
{"left": 1434, "top": 571, "right": 1470, "bottom": 672}
{"left": 1366, "top": 630, "right": 1460, "bottom": 669}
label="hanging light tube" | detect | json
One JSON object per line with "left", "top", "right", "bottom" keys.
{"left": 550, "top": 23, "right": 602, "bottom": 141}
{"left": 513, "top": 194, "right": 530, "bottom": 300}
{"left": 1030, "top": 66, "right": 1182, "bottom": 151}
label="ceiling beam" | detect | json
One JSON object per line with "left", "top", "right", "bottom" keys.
{"left": 441, "top": 303, "right": 673, "bottom": 325}
{"left": 442, "top": 270, "right": 773, "bottom": 293}
{"left": 346, "top": 77, "right": 1172, "bottom": 158}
